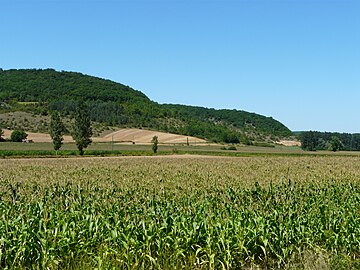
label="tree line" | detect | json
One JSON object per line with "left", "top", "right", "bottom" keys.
{"left": 299, "top": 131, "right": 360, "bottom": 151}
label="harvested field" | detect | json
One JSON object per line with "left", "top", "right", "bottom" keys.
{"left": 2, "top": 129, "right": 74, "bottom": 143}
{"left": 2, "top": 128, "right": 206, "bottom": 144}
{"left": 94, "top": 128, "right": 206, "bottom": 144}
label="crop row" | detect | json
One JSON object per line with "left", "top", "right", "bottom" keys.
{"left": 0, "top": 156, "right": 359, "bottom": 269}
{"left": 0, "top": 178, "right": 359, "bottom": 269}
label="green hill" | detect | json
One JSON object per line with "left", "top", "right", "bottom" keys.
{"left": 0, "top": 68, "right": 292, "bottom": 143}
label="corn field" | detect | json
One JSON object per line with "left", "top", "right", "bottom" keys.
{"left": 0, "top": 156, "right": 359, "bottom": 269}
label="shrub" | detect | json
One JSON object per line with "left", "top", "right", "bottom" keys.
{"left": 10, "top": 130, "right": 28, "bottom": 142}
{"left": 221, "top": 145, "right": 237, "bottom": 151}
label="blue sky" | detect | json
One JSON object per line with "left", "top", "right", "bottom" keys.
{"left": 1, "top": 0, "right": 359, "bottom": 132}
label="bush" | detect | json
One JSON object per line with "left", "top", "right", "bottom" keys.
{"left": 10, "top": 130, "right": 28, "bottom": 142}
{"left": 253, "top": 141, "right": 275, "bottom": 148}
{"left": 221, "top": 145, "right": 237, "bottom": 151}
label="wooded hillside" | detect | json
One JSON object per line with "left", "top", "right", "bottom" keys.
{"left": 0, "top": 68, "right": 293, "bottom": 143}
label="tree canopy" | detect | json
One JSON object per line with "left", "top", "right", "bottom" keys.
{"left": 72, "top": 101, "right": 93, "bottom": 155}
{"left": 50, "top": 111, "right": 65, "bottom": 151}
{"left": 151, "top": 136, "right": 158, "bottom": 154}
{"left": 300, "top": 131, "right": 360, "bottom": 151}
{"left": 10, "top": 130, "right": 28, "bottom": 142}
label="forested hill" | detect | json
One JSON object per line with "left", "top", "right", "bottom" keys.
{"left": 0, "top": 68, "right": 293, "bottom": 143}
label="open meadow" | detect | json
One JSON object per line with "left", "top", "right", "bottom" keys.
{"left": 0, "top": 155, "right": 359, "bottom": 269}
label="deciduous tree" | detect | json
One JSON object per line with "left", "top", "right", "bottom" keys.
{"left": 11, "top": 130, "right": 27, "bottom": 142}
{"left": 151, "top": 135, "right": 158, "bottom": 154}
{"left": 72, "top": 101, "right": 92, "bottom": 155}
{"left": 50, "top": 111, "right": 65, "bottom": 152}
{"left": 329, "top": 136, "right": 342, "bottom": 152}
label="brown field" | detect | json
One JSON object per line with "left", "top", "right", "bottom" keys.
{"left": 94, "top": 128, "right": 206, "bottom": 144}
{"left": 2, "top": 128, "right": 206, "bottom": 144}
{"left": 278, "top": 140, "right": 301, "bottom": 147}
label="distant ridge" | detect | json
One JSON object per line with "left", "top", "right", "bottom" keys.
{"left": 0, "top": 68, "right": 293, "bottom": 143}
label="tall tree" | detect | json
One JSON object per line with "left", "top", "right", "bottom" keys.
{"left": 300, "top": 131, "right": 317, "bottom": 151}
{"left": 72, "top": 101, "right": 92, "bottom": 155}
{"left": 151, "top": 135, "right": 158, "bottom": 154}
{"left": 49, "top": 111, "right": 65, "bottom": 153}
{"left": 329, "top": 136, "right": 343, "bottom": 152}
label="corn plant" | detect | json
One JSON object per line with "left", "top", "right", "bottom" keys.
{"left": 0, "top": 156, "right": 359, "bottom": 269}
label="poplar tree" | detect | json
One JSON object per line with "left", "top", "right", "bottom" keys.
{"left": 72, "top": 101, "right": 92, "bottom": 155}
{"left": 151, "top": 136, "right": 158, "bottom": 154}
{"left": 50, "top": 111, "right": 65, "bottom": 153}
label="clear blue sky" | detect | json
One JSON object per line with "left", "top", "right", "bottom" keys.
{"left": 1, "top": 0, "right": 359, "bottom": 132}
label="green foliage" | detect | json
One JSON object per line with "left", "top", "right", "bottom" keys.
{"left": 0, "top": 156, "right": 359, "bottom": 268}
{"left": 49, "top": 111, "right": 65, "bottom": 151}
{"left": 252, "top": 141, "right": 276, "bottom": 148}
{"left": 0, "top": 69, "right": 293, "bottom": 143}
{"left": 72, "top": 101, "right": 92, "bottom": 155}
{"left": 0, "top": 68, "right": 147, "bottom": 103}
{"left": 151, "top": 135, "right": 158, "bottom": 153}
{"left": 300, "top": 131, "right": 318, "bottom": 151}
{"left": 329, "top": 136, "right": 343, "bottom": 152}
{"left": 164, "top": 104, "right": 293, "bottom": 138}
{"left": 300, "top": 131, "right": 360, "bottom": 151}
{"left": 221, "top": 145, "right": 237, "bottom": 151}
{"left": 10, "top": 130, "right": 27, "bottom": 142}
{"left": 0, "top": 177, "right": 358, "bottom": 268}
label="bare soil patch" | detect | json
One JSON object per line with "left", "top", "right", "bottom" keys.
{"left": 278, "top": 140, "right": 301, "bottom": 147}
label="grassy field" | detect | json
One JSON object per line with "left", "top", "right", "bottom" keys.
{"left": 0, "top": 155, "right": 359, "bottom": 269}
{"left": 0, "top": 141, "right": 290, "bottom": 152}
{"left": 2, "top": 141, "right": 360, "bottom": 159}
{"left": 0, "top": 142, "right": 360, "bottom": 156}
{"left": 0, "top": 141, "right": 304, "bottom": 158}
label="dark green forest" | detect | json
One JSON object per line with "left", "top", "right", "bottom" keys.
{"left": 299, "top": 131, "right": 360, "bottom": 151}
{"left": 0, "top": 68, "right": 293, "bottom": 143}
